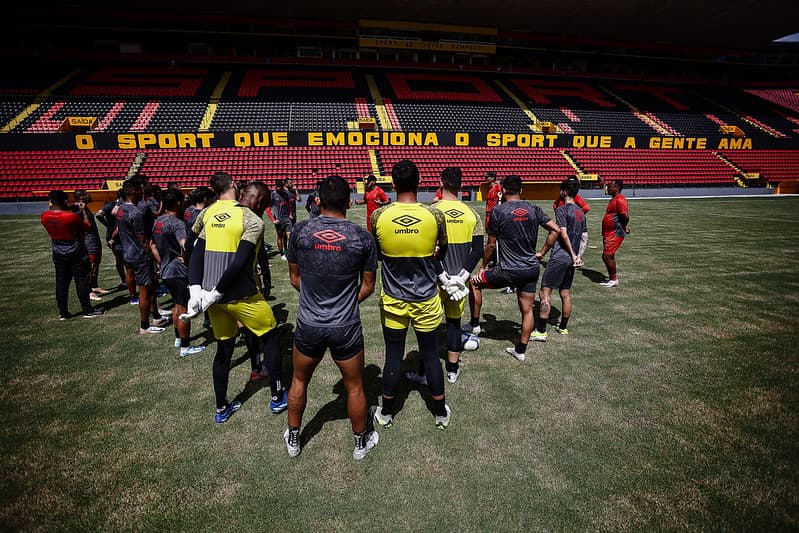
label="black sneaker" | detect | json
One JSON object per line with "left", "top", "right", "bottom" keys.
{"left": 82, "top": 308, "right": 105, "bottom": 319}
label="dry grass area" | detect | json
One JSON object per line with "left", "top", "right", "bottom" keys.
{"left": 1, "top": 196, "right": 797, "bottom": 531}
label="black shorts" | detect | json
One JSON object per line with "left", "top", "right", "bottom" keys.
{"left": 126, "top": 258, "right": 155, "bottom": 287}
{"left": 293, "top": 320, "right": 363, "bottom": 361}
{"left": 275, "top": 219, "right": 294, "bottom": 234}
{"left": 482, "top": 266, "right": 539, "bottom": 294}
{"left": 162, "top": 277, "right": 189, "bottom": 306}
{"left": 541, "top": 255, "right": 575, "bottom": 290}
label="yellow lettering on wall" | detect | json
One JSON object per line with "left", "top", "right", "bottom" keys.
{"left": 624, "top": 137, "right": 636, "bottom": 148}
{"left": 423, "top": 133, "right": 439, "bottom": 146}
{"left": 455, "top": 132, "right": 469, "bottom": 146}
{"left": 390, "top": 132, "right": 405, "bottom": 145}
{"left": 486, "top": 133, "right": 500, "bottom": 147}
{"left": 408, "top": 132, "right": 422, "bottom": 145}
{"left": 158, "top": 134, "right": 177, "bottom": 149}
{"left": 234, "top": 133, "right": 251, "bottom": 148}
{"left": 273, "top": 132, "right": 288, "bottom": 147}
{"left": 75, "top": 134, "right": 95, "bottom": 150}
{"left": 327, "top": 132, "right": 345, "bottom": 146}
{"left": 649, "top": 137, "right": 661, "bottom": 149}
{"left": 308, "top": 132, "right": 323, "bottom": 146}
{"left": 178, "top": 133, "right": 197, "bottom": 148}
{"left": 138, "top": 134, "right": 157, "bottom": 148}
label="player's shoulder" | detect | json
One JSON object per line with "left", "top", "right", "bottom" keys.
{"left": 371, "top": 203, "right": 393, "bottom": 222}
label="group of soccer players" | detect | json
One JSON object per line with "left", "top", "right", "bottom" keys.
{"left": 41, "top": 159, "right": 629, "bottom": 461}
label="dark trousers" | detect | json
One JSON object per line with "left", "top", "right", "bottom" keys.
{"left": 54, "top": 257, "right": 92, "bottom": 316}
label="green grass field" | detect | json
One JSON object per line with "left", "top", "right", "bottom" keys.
{"left": 1, "top": 196, "right": 798, "bottom": 531}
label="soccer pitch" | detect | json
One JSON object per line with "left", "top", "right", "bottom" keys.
{"left": 1, "top": 196, "right": 797, "bottom": 531}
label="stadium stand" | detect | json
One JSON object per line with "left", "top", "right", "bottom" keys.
{"left": 720, "top": 150, "right": 799, "bottom": 184}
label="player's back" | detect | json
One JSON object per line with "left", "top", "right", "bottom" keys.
{"left": 290, "top": 216, "right": 376, "bottom": 327}
{"left": 552, "top": 203, "right": 586, "bottom": 260}
{"left": 489, "top": 200, "right": 551, "bottom": 271}
{"left": 371, "top": 202, "right": 445, "bottom": 302}
{"left": 436, "top": 199, "right": 483, "bottom": 275}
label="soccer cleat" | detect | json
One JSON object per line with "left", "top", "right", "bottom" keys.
{"left": 435, "top": 404, "right": 452, "bottom": 430}
{"left": 174, "top": 338, "right": 182, "bottom": 348}
{"left": 352, "top": 431, "right": 379, "bottom": 460}
{"left": 501, "top": 287, "right": 516, "bottom": 294}
{"left": 129, "top": 297, "right": 140, "bottom": 305}
{"left": 58, "top": 315, "right": 69, "bottom": 321}
{"left": 461, "top": 323, "right": 481, "bottom": 336}
{"left": 157, "top": 308, "right": 172, "bottom": 317}
{"left": 82, "top": 309, "right": 104, "bottom": 319}
{"left": 553, "top": 326, "right": 569, "bottom": 335}
{"left": 155, "top": 285, "right": 169, "bottom": 297}
{"left": 151, "top": 317, "right": 170, "bottom": 328}
{"left": 447, "top": 367, "right": 461, "bottom": 384}
{"left": 283, "top": 427, "right": 301, "bottom": 457}
{"left": 249, "top": 366, "right": 269, "bottom": 381}
{"left": 531, "top": 330, "right": 548, "bottom": 342}
{"left": 93, "top": 287, "right": 110, "bottom": 295}
{"left": 369, "top": 405, "right": 393, "bottom": 429}
{"left": 505, "top": 346, "right": 525, "bottom": 362}
{"left": 140, "top": 326, "right": 166, "bottom": 335}
{"left": 269, "top": 390, "right": 289, "bottom": 413}
{"left": 280, "top": 255, "right": 287, "bottom": 261}
{"left": 405, "top": 370, "right": 428, "bottom": 386}
{"left": 180, "top": 345, "right": 206, "bottom": 357}
{"left": 600, "top": 279, "right": 619, "bottom": 288}
{"left": 214, "top": 401, "right": 242, "bottom": 424}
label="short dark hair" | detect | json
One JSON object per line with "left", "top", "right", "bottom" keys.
{"left": 275, "top": 179, "right": 285, "bottom": 189}
{"left": 561, "top": 178, "right": 579, "bottom": 199}
{"left": 122, "top": 179, "right": 140, "bottom": 197}
{"left": 315, "top": 180, "right": 324, "bottom": 189}
{"left": 162, "top": 188, "right": 185, "bottom": 211}
{"left": 243, "top": 180, "right": 269, "bottom": 197}
{"left": 189, "top": 186, "right": 214, "bottom": 205}
{"left": 613, "top": 179, "right": 624, "bottom": 191}
{"left": 210, "top": 171, "right": 233, "bottom": 195}
{"left": 319, "top": 175, "right": 350, "bottom": 213}
{"left": 502, "top": 175, "right": 522, "bottom": 194}
{"left": 391, "top": 159, "right": 419, "bottom": 194}
{"left": 566, "top": 175, "right": 581, "bottom": 191}
{"left": 365, "top": 174, "right": 377, "bottom": 184}
{"left": 49, "top": 190, "right": 68, "bottom": 207}
{"left": 441, "top": 167, "right": 462, "bottom": 194}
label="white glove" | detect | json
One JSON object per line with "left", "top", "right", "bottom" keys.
{"left": 200, "top": 288, "right": 223, "bottom": 311}
{"left": 437, "top": 271, "right": 452, "bottom": 287}
{"left": 455, "top": 268, "right": 471, "bottom": 285}
{"left": 185, "top": 284, "right": 203, "bottom": 318}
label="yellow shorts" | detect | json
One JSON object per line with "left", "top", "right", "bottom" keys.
{"left": 207, "top": 293, "right": 277, "bottom": 340}
{"left": 380, "top": 292, "right": 443, "bottom": 332}
{"left": 439, "top": 287, "right": 466, "bottom": 320}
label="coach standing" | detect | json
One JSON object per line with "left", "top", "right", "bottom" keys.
{"left": 41, "top": 190, "right": 103, "bottom": 320}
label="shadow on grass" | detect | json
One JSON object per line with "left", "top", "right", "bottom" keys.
{"left": 580, "top": 267, "right": 606, "bottom": 283}
{"left": 300, "top": 363, "right": 382, "bottom": 447}
{"left": 479, "top": 313, "right": 521, "bottom": 342}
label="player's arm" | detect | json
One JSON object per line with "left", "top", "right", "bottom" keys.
{"left": 536, "top": 224, "right": 558, "bottom": 259}
{"left": 149, "top": 240, "right": 162, "bottom": 269}
{"left": 376, "top": 189, "right": 390, "bottom": 206}
{"left": 287, "top": 229, "right": 300, "bottom": 291}
{"left": 358, "top": 271, "right": 376, "bottom": 302}
{"left": 481, "top": 234, "right": 496, "bottom": 270}
{"left": 576, "top": 195, "right": 590, "bottom": 213}
{"left": 288, "top": 263, "right": 301, "bottom": 292}
{"left": 432, "top": 208, "right": 448, "bottom": 263}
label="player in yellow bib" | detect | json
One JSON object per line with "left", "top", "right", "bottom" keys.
{"left": 188, "top": 172, "right": 286, "bottom": 424}
{"left": 405, "top": 167, "right": 484, "bottom": 385}
{"left": 369, "top": 159, "right": 453, "bottom": 430}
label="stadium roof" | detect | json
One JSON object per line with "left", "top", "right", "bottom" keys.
{"left": 57, "top": 0, "right": 799, "bottom": 51}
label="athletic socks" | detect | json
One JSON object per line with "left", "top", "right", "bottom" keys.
{"left": 140, "top": 320, "right": 149, "bottom": 330}
{"left": 151, "top": 311, "right": 162, "bottom": 320}
{"left": 445, "top": 360, "right": 459, "bottom": 373}
{"left": 559, "top": 317, "right": 570, "bottom": 330}
{"left": 515, "top": 342, "right": 527, "bottom": 354}
{"left": 470, "top": 317, "right": 480, "bottom": 328}
{"left": 433, "top": 398, "right": 447, "bottom": 418}
{"left": 270, "top": 380, "right": 283, "bottom": 400}
{"left": 180, "top": 337, "right": 190, "bottom": 348}
{"left": 381, "top": 397, "right": 395, "bottom": 417}
{"left": 536, "top": 322, "right": 547, "bottom": 334}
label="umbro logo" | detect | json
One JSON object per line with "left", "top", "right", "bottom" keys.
{"left": 511, "top": 208, "right": 528, "bottom": 217}
{"left": 392, "top": 215, "right": 421, "bottom": 228}
{"left": 214, "top": 213, "right": 231, "bottom": 223}
{"left": 313, "top": 229, "right": 346, "bottom": 252}
{"left": 444, "top": 209, "right": 464, "bottom": 219}
{"left": 313, "top": 229, "right": 346, "bottom": 244}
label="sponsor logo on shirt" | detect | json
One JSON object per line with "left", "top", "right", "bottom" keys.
{"left": 511, "top": 207, "right": 528, "bottom": 221}
{"left": 153, "top": 221, "right": 164, "bottom": 235}
{"left": 444, "top": 208, "right": 464, "bottom": 223}
{"left": 313, "top": 229, "right": 346, "bottom": 252}
{"left": 392, "top": 215, "right": 421, "bottom": 234}
{"left": 212, "top": 212, "right": 231, "bottom": 228}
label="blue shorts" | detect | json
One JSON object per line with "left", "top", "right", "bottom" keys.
{"left": 294, "top": 320, "right": 363, "bottom": 361}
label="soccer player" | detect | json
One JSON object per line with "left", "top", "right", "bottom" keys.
{"left": 237, "top": 181, "right": 275, "bottom": 380}
{"left": 41, "top": 190, "right": 104, "bottom": 320}
{"left": 188, "top": 172, "right": 286, "bottom": 424}
{"left": 600, "top": 179, "right": 631, "bottom": 288}
{"left": 483, "top": 172, "right": 502, "bottom": 228}
{"left": 355, "top": 174, "right": 390, "bottom": 231}
{"left": 95, "top": 190, "right": 128, "bottom": 290}
{"left": 285, "top": 178, "right": 301, "bottom": 226}
{"left": 537, "top": 179, "right": 587, "bottom": 339}
{"left": 151, "top": 188, "right": 206, "bottom": 357}
{"left": 471, "top": 175, "right": 577, "bottom": 362}
{"left": 406, "top": 167, "right": 483, "bottom": 384}
{"left": 284, "top": 175, "right": 379, "bottom": 459}
{"left": 114, "top": 178, "right": 168, "bottom": 334}
{"left": 73, "top": 190, "right": 106, "bottom": 300}
{"left": 268, "top": 179, "right": 292, "bottom": 260}
{"left": 183, "top": 186, "right": 215, "bottom": 253}
{"left": 305, "top": 180, "right": 323, "bottom": 218}
{"left": 370, "top": 159, "right": 452, "bottom": 430}
{"left": 553, "top": 175, "right": 590, "bottom": 263}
